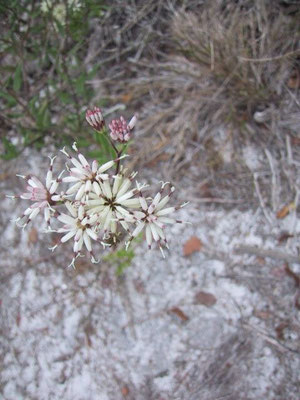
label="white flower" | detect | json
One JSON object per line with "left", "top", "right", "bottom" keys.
{"left": 61, "top": 142, "right": 127, "bottom": 201}
{"left": 127, "top": 183, "right": 188, "bottom": 256}
{"left": 53, "top": 202, "right": 100, "bottom": 268}
{"left": 86, "top": 170, "right": 141, "bottom": 235}
{"left": 8, "top": 156, "right": 62, "bottom": 228}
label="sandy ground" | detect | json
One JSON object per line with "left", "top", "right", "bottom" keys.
{"left": 0, "top": 146, "right": 300, "bottom": 400}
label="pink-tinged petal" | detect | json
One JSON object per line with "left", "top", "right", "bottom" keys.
{"left": 132, "top": 222, "right": 145, "bottom": 237}
{"left": 30, "top": 176, "right": 45, "bottom": 189}
{"left": 92, "top": 181, "right": 101, "bottom": 196}
{"left": 58, "top": 214, "right": 76, "bottom": 226}
{"left": 92, "top": 160, "right": 98, "bottom": 174}
{"left": 153, "top": 223, "right": 165, "bottom": 239}
{"left": 87, "top": 214, "right": 100, "bottom": 225}
{"left": 117, "top": 190, "right": 135, "bottom": 204}
{"left": 65, "top": 202, "right": 77, "bottom": 218}
{"left": 83, "top": 231, "right": 92, "bottom": 252}
{"left": 116, "top": 179, "right": 131, "bottom": 198}
{"left": 75, "top": 228, "right": 83, "bottom": 241}
{"left": 70, "top": 156, "right": 85, "bottom": 171}
{"left": 128, "top": 115, "right": 137, "bottom": 130}
{"left": 103, "top": 209, "right": 113, "bottom": 230}
{"left": 120, "top": 198, "right": 141, "bottom": 208}
{"left": 155, "top": 195, "right": 172, "bottom": 211}
{"left": 20, "top": 193, "right": 33, "bottom": 200}
{"left": 157, "top": 217, "right": 175, "bottom": 224}
{"left": 74, "top": 236, "right": 83, "bottom": 253}
{"left": 101, "top": 180, "right": 112, "bottom": 198}
{"left": 115, "top": 205, "right": 130, "bottom": 217}
{"left": 133, "top": 211, "right": 146, "bottom": 220}
{"left": 155, "top": 207, "right": 175, "bottom": 217}
{"left": 150, "top": 223, "right": 160, "bottom": 241}
{"left": 49, "top": 180, "right": 59, "bottom": 194}
{"left": 85, "top": 180, "right": 91, "bottom": 193}
{"left": 86, "top": 228, "right": 98, "bottom": 241}
{"left": 63, "top": 176, "right": 79, "bottom": 183}
{"left": 75, "top": 184, "right": 85, "bottom": 200}
{"left": 70, "top": 167, "right": 90, "bottom": 179}
{"left": 148, "top": 192, "right": 161, "bottom": 214}
{"left": 78, "top": 153, "right": 89, "bottom": 168}
{"left": 98, "top": 160, "right": 115, "bottom": 174}
{"left": 120, "top": 220, "right": 130, "bottom": 231}
{"left": 139, "top": 195, "right": 148, "bottom": 211}
{"left": 87, "top": 205, "right": 104, "bottom": 215}
{"left": 44, "top": 207, "right": 50, "bottom": 223}
{"left": 145, "top": 225, "right": 152, "bottom": 248}
{"left": 24, "top": 206, "right": 34, "bottom": 216}
{"left": 29, "top": 207, "right": 40, "bottom": 220}
{"left": 112, "top": 175, "right": 122, "bottom": 196}
{"left": 66, "top": 182, "right": 82, "bottom": 195}
{"left": 78, "top": 205, "right": 85, "bottom": 220}
{"left": 46, "top": 170, "right": 53, "bottom": 189}
{"left": 61, "top": 230, "right": 77, "bottom": 243}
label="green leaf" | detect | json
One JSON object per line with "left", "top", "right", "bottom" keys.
{"left": 103, "top": 247, "right": 136, "bottom": 276}
{"left": 13, "top": 64, "right": 22, "bottom": 92}
{"left": 74, "top": 73, "right": 86, "bottom": 96}
{"left": 1, "top": 137, "right": 19, "bottom": 160}
{"left": 36, "top": 100, "right": 51, "bottom": 129}
{"left": 58, "top": 91, "right": 73, "bottom": 105}
{"left": 87, "top": 150, "right": 109, "bottom": 164}
{"left": 0, "top": 90, "right": 17, "bottom": 107}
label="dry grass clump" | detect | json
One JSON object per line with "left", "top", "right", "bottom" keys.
{"left": 172, "top": 1, "right": 299, "bottom": 121}
{"left": 124, "top": 1, "right": 299, "bottom": 163}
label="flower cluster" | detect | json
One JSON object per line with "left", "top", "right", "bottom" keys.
{"left": 8, "top": 109, "right": 187, "bottom": 268}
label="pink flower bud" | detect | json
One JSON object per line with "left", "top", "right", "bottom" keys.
{"left": 128, "top": 115, "right": 137, "bottom": 130}
{"left": 86, "top": 107, "right": 105, "bottom": 131}
{"left": 108, "top": 115, "right": 137, "bottom": 143}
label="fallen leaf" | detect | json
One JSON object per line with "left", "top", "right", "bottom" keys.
{"left": 194, "top": 291, "right": 217, "bottom": 306}
{"left": 276, "top": 202, "right": 295, "bottom": 219}
{"left": 271, "top": 267, "right": 286, "bottom": 278}
{"left": 0, "top": 172, "right": 10, "bottom": 181}
{"left": 199, "top": 183, "right": 213, "bottom": 198}
{"left": 290, "top": 135, "right": 300, "bottom": 146}
{"left": 16, "top": 312, "right": 21, "bottom": 326}
{"left": 120, "top": 93, "right": 133, "bottom": 103}
{"left": 278, "top": 232, "right": 294, "bottom": 244}
{"left": 253, "top": 310, "right": 272, "bottom": 320}
{"left": 183, "top": 236, "right": 203, "bottom": 256}
{"left": 275, "top": 321, "right": 289, "bottom": 340}
{"left": 145, "top": 152, "right": 170, "bottom": 167}
{"left": 101, "top": 273, "right": 113, "bottom": 289}
{"left": 84, "top": 323, "right": 95, "bottom": 347}
{"left": 28, "top": 227, "right": 38, "bottom": 244}
{"left": 121, "top": 386, "right": 129, "bottom": 396}
{"left": 295, "top": 291, "right": 300, "bottom": 309}
{"left": 169, "top": 307, "right": 189, "bottom": 322}
{"left": 133, "top": 278, "right": 145, "bottom": 294}
{"left": 287, "top": 69, "right": 300, "bottom": 89}
{"left": 284, "top": 263, "right": 300, "bottom": 287}
{"left": 255, "top": 256, "right": 265, "bottom": 265}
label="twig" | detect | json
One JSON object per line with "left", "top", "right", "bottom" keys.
{"left": 286, "top": 134, "right": 293, "bottom": 165}
{"left": 190, "top": 197, "right": 243, "bottom": 204}
{"left": 253, "top": 172, "right": 273, "bottom": 226}
{"left": 238, "top": 49, "right": 300, "bottom": 62}
{"left": 264, "top": 149, "right": 279, "bottom": 212}
{"left": 234, "top": 245, "right": 300, "bottom": 264}
{"left": 243, "top": 322, "right": 298, "bottom": 353}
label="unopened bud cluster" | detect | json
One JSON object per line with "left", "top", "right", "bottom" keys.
{"left": 85, "top": 107, "right": 137, "bottom": 143}
{"left": 8, "top": 108, "right": 187, "bottom": 268}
